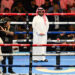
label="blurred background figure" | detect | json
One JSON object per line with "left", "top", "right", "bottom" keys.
{"left": 27, "top": 0, "right": 38, "bottom": 13}
{"left": 12, "top": 2, "right": 27, "bottom": 21}
{"left": 12, "top": 2, "right": 27, "bottom": 13}
{"left": 1, "top": 8, "right": 12, "bottom": 22}
{"left": 41, "top": 0, "right": 52, "bottom": 12}
{"left": 48, "top": 2, "right": 62, "bottom": 13}
{"left": 16, "top": 25, "right": 27, "bottom": 52}
{"left": 60, "top": 0, "right": 75, "bottom": 13}
{"left": 48, "top": 3, "right": 63, "bottom": 40}
{"left": 35, "top": 0, "right": 45, "bottom": 7}
{"left": 1, "top": 0, "right": 14, "bottom": 13}
{"left": 60, "top": 0, "right": 75, "bottom": 21}
{"left": 4, "top": 8, "right": 10, "bottom": 13}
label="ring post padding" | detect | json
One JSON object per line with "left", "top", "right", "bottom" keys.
{"left": 26, "top": 13, "right": 32, "bottom": 75}
{"left": 56, "top": 46, "right": 61, "bottom": 70}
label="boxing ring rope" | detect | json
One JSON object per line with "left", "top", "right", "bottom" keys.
{"left": 0, "top": 44, "right": 75, "bottom": 71}
{"left": 10, "top": 22, "right": 75, "bottom": 25}
{"left": 0, "top": 43, "right": 75, "bottom": 46}
{"left": 1, "top": 53, "right": 75, "bottom": 56}
{"left": 1, "top": 13, "right": 75, "bottom": 74}
{"left": 0, "top": 64, "right": 75, "bottom": 67}
{"left": 15, "top": 31, "right": 75, "bottom": 34}
{"left": 1, "top": 13, "right": 75, "bottom": 15}
{"left": 13, "top": 39, "right": 75, "bottom": 43}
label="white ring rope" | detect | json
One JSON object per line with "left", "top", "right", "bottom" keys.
{"left": 1, "top": 53, "right": 75, "bottom": 56}
{"left": 10, "top": 22, "right": 75, "bottom": 25}
{"left": 13, "top": 39, "right": 75, "bottom": 43}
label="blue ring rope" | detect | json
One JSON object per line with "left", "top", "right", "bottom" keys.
{"left": 0, "top": 65, "right": 75, "bottom": 67}
{"left": 15, "top": 31, "right": 75, "bottom": 34}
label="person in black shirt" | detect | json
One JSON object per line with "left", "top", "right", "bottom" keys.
{"left": 47, "top": 3, "right": 63, "bottom": 40}
{"left": 67, "top": 25, "right": 75, "bottom": 51}
{"left": 56, "top": 27, "right": 68, "bottom": 51}
{"left": 27, "top": 0, "right": 38, "bottom": 13}
{"left": 0, "top": 17, "right": 15, "bottom": 73}
{"left": 41, "top": 0, "right": 52, "bottom": 13}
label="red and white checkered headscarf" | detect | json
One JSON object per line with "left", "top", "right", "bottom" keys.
{"left": 36, "top": 7, "right": 46, "bottom": 25}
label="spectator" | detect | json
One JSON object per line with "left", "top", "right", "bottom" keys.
{"left": 60, "top": 0, "right": 75, "bottom": 13}
{"left": 60, "top": 0, "right": 75, "bottom": 22}
{"left": 48, "top": 2, "right": 62, "bottom": 13}
{"left": 67, "top": 25, "right": 75, "bottom": 39}
{"left": 41, "top": 0, "right": 52, "bottom": 12}
{"left": 4, "top": 8, "right": 10, "bottom": 13}
{"left": 0, "top": 8, "right": 13, "bottom": 22}
{"left": 35, "top": 0, "right": 45, "bottom": 7}
{"left": 53, "top": 0, "right": 60, "bottom": 5}
{"left": 56, "top": 27, "right": 68, "bottom": 51}
{"left": 27, "top": 0, "right": 38, "bottom": 13}
{"left": 12, "top": 2, "right": 27, "bottom": 21}
{"left": 48, "top": 3, "right": 63, "bottom": 39}
{"left": 16, "top": 25, "right": 27, "bottom": 52}
{"left": 12, "top": 2, "right": 27, "bottom": 13}
{"left": 67, "top": 25, "right": 75, "bottom": 51}
{"left": 1, "top": 0, "right": 14, "bottom": 12}
{"left": 2, "top": 8, "right": 13, "bottom": 22}
{"left": 17, "top": 25, "right": 26, "bottom": 39}
{"left": 27, "top": 0, "right": 38, "bottom": 21}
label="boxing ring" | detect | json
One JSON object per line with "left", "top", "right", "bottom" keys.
{"left": 0, "top": 13, "right": 75, "bottom": 75}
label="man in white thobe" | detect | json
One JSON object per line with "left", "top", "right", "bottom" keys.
{"left": 32, "top": 7, "right": 49, "bottom": 62}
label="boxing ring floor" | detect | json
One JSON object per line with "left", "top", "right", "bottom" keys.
{"left": 1, "top": 52, "right": 75, "bottom": 75}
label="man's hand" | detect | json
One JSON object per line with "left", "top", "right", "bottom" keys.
{"left": 0, "top": 26, "right": 5, "bottom": 31}
{"left": 6, "top": 31, "right": 14, "bottom": 36}
{"left": 40, "top": 33, "right": 45, "bottom": 36}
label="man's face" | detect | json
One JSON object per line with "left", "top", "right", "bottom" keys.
{"left": 54, "top": 4, "right": 59, "bottom": 11}
{"left": 31, "top": 1, "right": 36, "bottom": 5}
{"left": 38, "top": 10, "right": 44, "bottom": 16}
{"left": 18, "top": 3, "right": 23, "bottom": 7}
{"left": 5, "top": 21, "right": 10, "bottom": 27}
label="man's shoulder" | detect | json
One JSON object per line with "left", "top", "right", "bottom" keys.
{"left": 33, "top": 15, "right": 39, "bottom": 19}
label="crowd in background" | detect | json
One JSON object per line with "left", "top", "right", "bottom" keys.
{"left": 0, "top": 0, "right": 75, "bottom": 13}
{"left": 0, "top": 0, "right": 75, "bottom": 21}
{"left": 0, "top": 0, "right": 75, "bottom": 51}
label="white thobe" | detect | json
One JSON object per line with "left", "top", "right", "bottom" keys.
{"left": 0, "top": 37, "right": 3, "bottom": 61}
{"left": 32, "top": 15, "right": 49, "bottom": 61}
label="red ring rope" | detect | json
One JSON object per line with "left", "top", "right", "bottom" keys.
{"left": 0, "top": 13, "right": 75, "bottom": 16}
{"left": 0, "top": 44, "right": 74, "bottom": 46}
